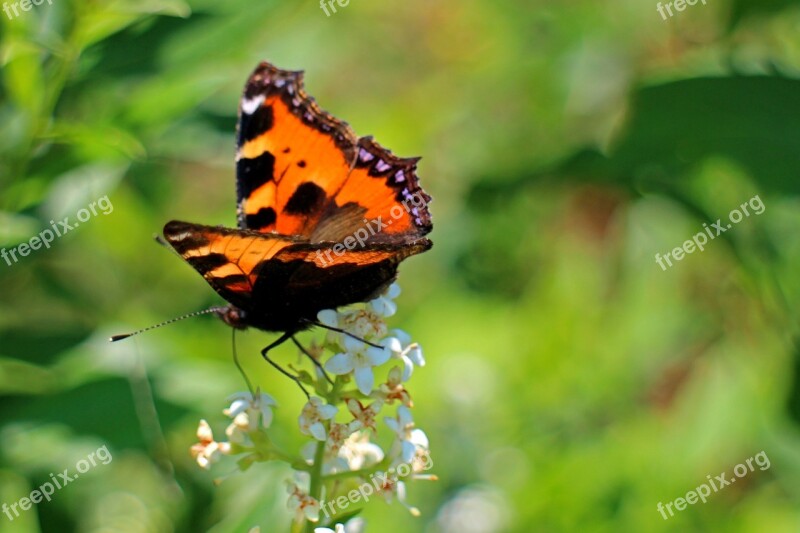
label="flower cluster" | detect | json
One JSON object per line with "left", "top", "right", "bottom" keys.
{"left": 190, "top": 284, "right": 435, "bottom": 532}
{"left": 189, "top": 390, "right": 276, "bottom": 469}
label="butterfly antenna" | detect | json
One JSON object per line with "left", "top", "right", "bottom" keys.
{"left": 110, "top": 307, "right": 224, "bottom": 342}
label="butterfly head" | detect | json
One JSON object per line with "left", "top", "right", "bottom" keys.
{"left": 214, "top": 304, "right": 249, "bottom": 330}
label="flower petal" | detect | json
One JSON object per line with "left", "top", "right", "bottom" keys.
{"left": 260, "top": 406, "right": 274, "bottom": 428}
{"left": 325, "top": 353, "right": 354, "bottom": 375}
{"left": 370, "top": 297, "right": 397, "bottom": 317}
{"left": 400, "top": 354, "right": 414, "bottom": 382}
{"left": 386, "top": 283, "right": 401, "bottom": 299}
{"left": 304, "top": 500, "right": 321, "bottom": 522}
{"left": 259, "top": 392, "right": 278, "bottom": 406}
{"left": 318, "top": 403, "right": 339, "bottom": 420}
{"left": 410, "top": 428, "right": 429, "bottom": 449}
{"left": 317, "top": 309, "right": 339, "bottom": 327}
{"left": 343, "top": 334, "right": 367, "bottom": 353}
{"left": 196, "top": 419, "right": 213, "bottom": 441}
{"left": 310, "top": 421, "right": 327, "bottom": 441}
{"left": 368, "top": 346, "right": 391, "bottom": 366}
{"left": 224, "top": 399, "right": 249, "bottom": 417}
{"left": 406, "top": 345, "right": 425, "bottom": 366}
{"left": 354, "top": 366, "right": 375, "bottom": 395}
{"left": 398, "top": 405, "right": 414, "bottom": 427}
{"left": 384, "top": 416, "right": 400, "bottom": 434}
{"left": 390, "top": 328, "right": 411, "bottom": 345}
{"left": 225, "top": 391, "right": 251, "bottom": 403}
{"left": 401, "top": 440, "right": 416, "bottom": 463}
{"left": 381, "top": 336, "right": 404, "bottom": 354}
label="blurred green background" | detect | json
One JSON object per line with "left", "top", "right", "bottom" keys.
{"left": 2, "top": 0, "right": 800, "bottom": 531}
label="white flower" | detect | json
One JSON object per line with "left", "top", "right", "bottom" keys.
{"left": 346, "top": 398, "right": 383, "bottom": 432}
{"left": 287, "top": 478, "right": 320, "bottom": 524}
{"left": 339, "top": 431, "right": 385, "bottom": 471}
{"left": 374, "top": 472, "right": 420, "bottom": 517}
{"left": 326, "top": 421, "right": 356, "bottom": 455}
{"left": 315, "top": 526, "right": 345, "bottom": 533}
{"left": 317, "top": 309, "right": 340, "bottom": 328}
{"left": 224, "top": 390, "right": 277, "bottom": 429}
{"left": 225, "top": 412, "right": 252, "bottom": 446}
{"left": 315, "top": 517, "right": 366, "bottom": 533}
{"left": 373, "top": 366, "right": 413, "bottom": 407}
{"left": 299, "top": 421, "right": 360, "bottom": 475}
{"left": 299, "top": 397, "right": 338, "bottom": 441}
{"left": 343, "top": 309, "right": 388, "bottom": 340}
{"left": 369, "top": 283, "right": 401, "bottom": 317}
{"left": 381, "top": 331, "right": 424, "bottom": 382}
{"left": 319, "top": 308, "right": 388, "bottom": 348}
{"left": 410, "top": 448, "right": 436, "bottom": 476}
{"left": 385, "top": 406, "right": 429, "bottom": 464}
{"left": 325, "top": 336, "right": 391, "bottom": 395}
{"left": 190, "top": 420, "right": 230, "bottom": 469}
{"left": 301, "top": 442, "right": 345, "bottom": 474}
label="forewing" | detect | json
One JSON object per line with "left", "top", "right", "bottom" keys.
{"left": 236, "top": 62, "right": 432, "bottom": 244}
{"left": 163, "top": 220, "right": 301, "bottom": 310}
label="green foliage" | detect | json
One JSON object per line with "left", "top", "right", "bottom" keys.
{"left": 2, "top": 0, "right": 800, "bottom": 532}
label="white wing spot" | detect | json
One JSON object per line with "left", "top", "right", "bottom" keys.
{"left": 241, "top": 95, "right": 265, "bottom": 115}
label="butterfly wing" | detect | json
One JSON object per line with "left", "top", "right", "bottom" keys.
{"left": 235, "top": 62, "right": 432, "bottom": 245}
{"left": 163, "top": 220, "right": 430, "bottom": 331}
{"left": 163, "top": 220, "right": 302, "bottom": 312}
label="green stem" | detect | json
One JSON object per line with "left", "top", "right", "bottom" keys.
{"left": 305, "top": 439, "right": 326, "bottom": 533}
{"left": 321, "top": 456, "right": 391, "bottom": 482}
{"left": 275, "top": 452, "right": 310, "bottom": 472}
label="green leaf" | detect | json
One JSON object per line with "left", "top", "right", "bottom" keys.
{"left": 73, "top": 0, "right": 191, "bottom": 50}
{"left": 1, "top": 38, "right": 45, "bottom": 118}
{"left": 47, "top": 121, "right": 146, "bottom": 160}
{"left": 0, "top": 211, "right": 40, "bottom": 247}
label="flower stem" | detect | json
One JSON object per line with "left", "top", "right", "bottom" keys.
{"left": 305, "top": 438, "right": 326, "bottom": 533}
{"left": 321, "top": 457, "right": 391, "bottom": 482}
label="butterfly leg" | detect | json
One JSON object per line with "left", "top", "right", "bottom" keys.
{"left": 301, "top": 319, "right": 383, "bottom": 349}
{"left": 261, "top": 331, "right": 310, "bottom": 398}
{"left": 291, "top": 336, "right": 335, "bottom": 386}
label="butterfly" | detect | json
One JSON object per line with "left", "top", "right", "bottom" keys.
{"left": 153, "top": 62, "right": 432, "bottom": 360}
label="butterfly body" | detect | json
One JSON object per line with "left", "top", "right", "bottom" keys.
{"left": 163, "top": 62, "right": 432, "bottom": 335}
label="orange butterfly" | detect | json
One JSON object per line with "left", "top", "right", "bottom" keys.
{"left": 115, "top": 62, "right": 432, "bottom": 368}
